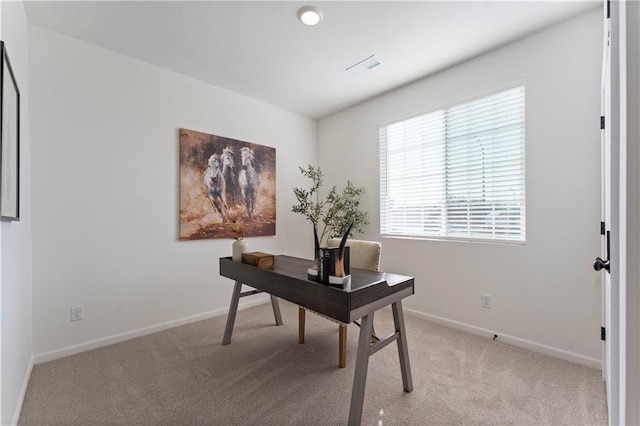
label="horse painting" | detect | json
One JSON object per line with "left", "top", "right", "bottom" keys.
{"left": 179, "top": 128, "right": 275, "bottom": 240}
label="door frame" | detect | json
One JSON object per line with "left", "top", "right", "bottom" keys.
{"left": 619, "top": 0, "right": 640, "bottom": 424}
{"left": 603, "top": 1, "right": 637, "bottom": 424}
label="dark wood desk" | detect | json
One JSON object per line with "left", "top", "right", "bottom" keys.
{"left": 219, "top": 255, "right": 414, "bottom": 425}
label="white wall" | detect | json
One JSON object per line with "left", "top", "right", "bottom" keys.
{"left": 319, "top": 9, "right": 602, "bottom": 363}
{"left": 1, "top": 1, "right": 34, "bottom": 425}
{"left": 29, "top": 25, "right": 317, "bottom": 358}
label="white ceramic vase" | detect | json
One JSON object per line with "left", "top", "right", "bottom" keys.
{"left": 232, "top": 238, "right": 248, "bottom": 262}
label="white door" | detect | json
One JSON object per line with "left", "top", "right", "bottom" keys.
{"left": 598, "top": 0, "right": 612, "bottom": 391}
{"left": 597, "top": 1, "right": 622, "bottom": 424}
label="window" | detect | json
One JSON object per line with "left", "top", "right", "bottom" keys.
{"left": 380, "top": 85, "right": 525, "bottom": 243}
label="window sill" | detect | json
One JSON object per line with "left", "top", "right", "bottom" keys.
{"left": 381, "top": 234, "right": 526, "bottom": 246}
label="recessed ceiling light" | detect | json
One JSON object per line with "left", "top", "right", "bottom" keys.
{"left": 346, "top": 55, "right": 381, "bottom": 75}
{"left": 297, "top": 6, "right": 323, "bottom": 26}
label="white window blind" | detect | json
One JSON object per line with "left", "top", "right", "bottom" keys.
{"left": 380, "top": 86, "right": 525, "bottom": 243}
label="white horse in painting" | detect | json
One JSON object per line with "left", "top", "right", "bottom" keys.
{"left": 203, "top": 153, "right": 228, "bottom": 221}
{"left": 221, "top": 146, "right": 238, "bottom": 207}
{"left": 238, "top": 147, "right": 258, "bottom": 219}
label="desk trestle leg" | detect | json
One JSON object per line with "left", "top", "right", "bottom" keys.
{"left": 348, "top": 312, "right": 375, "bottom": 426}
{"left": 348, "top": 301, "right": 414, "bottom": 425}
{"left": 270, "top": 295, "right": 283, "bottom": 326}
{"left": 222, "top": 281, "right": 243, "bottom": 345}
{"left": 222, "top": 281, "right": 283, "bottom": 345}
{"left": 393, "top": 300, "right": 413, "bottom": 392}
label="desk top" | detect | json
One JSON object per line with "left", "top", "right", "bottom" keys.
{"left": 219, "top": 255, "right": 414, "bottom": 323}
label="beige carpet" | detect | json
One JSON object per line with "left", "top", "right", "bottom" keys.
{"left": 19, "top": 300, "right": 607, "bottom": 425}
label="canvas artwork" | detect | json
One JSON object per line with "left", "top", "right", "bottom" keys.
{"left": 0, "top": 41, "right": 20, "bottom": 221}
{"left": 180, "top": 128, "right": 276, "bottom": 240}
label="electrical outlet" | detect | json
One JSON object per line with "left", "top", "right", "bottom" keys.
{"left": 481, "top": 294, "right": 492, "bottom": 309}
{"left": 70, "top": 306, "right": 83, "bottom": 321}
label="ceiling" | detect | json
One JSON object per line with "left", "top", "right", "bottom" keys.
{"left": 24, "top": 1, "right": 599, "bottom": 119}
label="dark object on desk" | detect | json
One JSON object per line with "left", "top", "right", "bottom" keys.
{"left": 321, "top": 246, "right": 350, "bottom": 284}
{"left": 241, "top": 252, "right": 274, "bottom": 269}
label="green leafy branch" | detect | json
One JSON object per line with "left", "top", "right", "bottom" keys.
{"left": 292, "top": 165, "right": 369, "bottom": 246}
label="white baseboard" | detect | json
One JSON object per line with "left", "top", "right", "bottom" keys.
{"left": 34, "top": 297, "right": 270, "bottom": 365}
{"left": 31, "top": 300, "right": 600, "bottom": 371}
{"left": 12, "top": 355, "right": 34, "bottom": 426}
{"left": 404, "top": 308, "right": 601, "bottom": 370}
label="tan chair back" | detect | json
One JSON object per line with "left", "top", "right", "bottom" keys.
{"left": 326, "top": 239, "right": 381, "bottom": 272}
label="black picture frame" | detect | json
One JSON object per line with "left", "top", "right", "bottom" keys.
{"left": 0, "top": 41, "right": 20, "bottom": 221}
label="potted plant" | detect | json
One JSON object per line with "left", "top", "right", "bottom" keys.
{"left": 292, "top": 165, "right": 369, "bottom": 282}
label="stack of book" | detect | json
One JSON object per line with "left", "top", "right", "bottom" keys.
{"left": 241, "top": 252, "right": 275, "bottom": 269}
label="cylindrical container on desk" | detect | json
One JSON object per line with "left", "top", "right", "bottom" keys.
{"left": 232, "top": 238, "right": 248, "bottom": 262}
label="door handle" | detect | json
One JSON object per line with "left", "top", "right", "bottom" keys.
{"left": 593, "top": 257, "right": 610, "bottom": 272}
{"left": 594, "top": 229, "right": 611, "bottom": 273}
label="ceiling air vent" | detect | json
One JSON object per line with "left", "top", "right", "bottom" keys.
{"left": 346, "top": 55, "right": 381, "bottom": 75}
